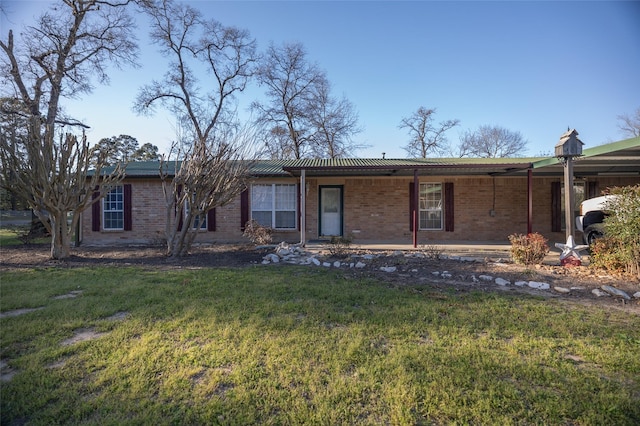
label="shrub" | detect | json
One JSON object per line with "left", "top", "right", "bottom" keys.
{"left": 326, "top": 235, "right": 352, "bottom": 257}
{"left": 589, "top": 237, "right": 629, "bottom": 274}
{"left": 508, "top": 232, "right": 549, "bottom": 265}
{"left": 242, "top": 220, "right": 273, "bottom": 245}
{"left": 420, "top": 243, "right": 443, "bottom": 260}
{"left": 600, "top": 185, "right": 640, "bottom": 277}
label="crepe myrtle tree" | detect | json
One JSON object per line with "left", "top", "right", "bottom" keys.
{"left": 0, "top": 0, "right": 138, "bottom": 259}
{"left": 160, "top": 128, "right": 256, "bottom": 257}
{"left": 136, "top": 0, "right": 259, "bottom": 257}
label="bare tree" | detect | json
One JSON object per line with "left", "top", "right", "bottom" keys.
{"left": 259, "top": 125, "right": 297, "bottom": 160}
{"left": 0, "top": 0, "right": 138, "bottom": 259}
{"left": 136, "top": 0, "right": 258, "bottom": 257}
{"left": 399, "top": 107, "right": 460, "bottom": 158}
{"left": 617, "top": 107, "right": 640, "bottom": 138}
{"left": 308, "top": 79, "right": 365, "bottom": 158}
{"left": 458, "top": 125, "right": 528, "bottom": 158}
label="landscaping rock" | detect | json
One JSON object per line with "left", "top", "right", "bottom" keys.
{"left": 495, "top": 278, "right": 510, "bottom": 286}
{"left": 601, "top": 285, "right": 631, "bottom": 300}
{"left": 527, "top": 281, "right": 550, "bottom": 290}
{"left": 591, "top": 289, "right": 610, "bottom": 297}
{"left": 380, "top": 266, "right": 397, "bottom": 273}
{"left": 554, "top": 287, "right": 571, "bottom": 294}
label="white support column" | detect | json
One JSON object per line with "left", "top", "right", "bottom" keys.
{"left": 300, "top": 169, "right": 306, "bottom": 246}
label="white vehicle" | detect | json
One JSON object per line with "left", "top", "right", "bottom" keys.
{"left": 575, "top": 195, "right": 617, "bottom": 245}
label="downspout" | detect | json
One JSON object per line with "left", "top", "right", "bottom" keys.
{"left": 300, "top": 169, "right": 306, "bottom": 246}
{"left": 527, "top": 167, "right": 533, "bottom": 235}
{"left": 413, "top": 169, "right": 419, "bottom": 248}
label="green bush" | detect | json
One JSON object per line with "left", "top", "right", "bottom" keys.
{"left": 598, "top": 185, "right": 640, "bottom": 277}
{"left": 508, "top": 232, "right": 549, "bottom": 265}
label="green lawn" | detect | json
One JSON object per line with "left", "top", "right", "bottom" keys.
{"left": 1, "top": 266, "right": 639, "bottom": 425}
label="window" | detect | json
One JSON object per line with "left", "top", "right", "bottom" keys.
{"left": 419, "top": 183, "right": 442, "bottom": 230}
{"left": 185, "top": 196, "right": 207, "bottom": 230}
{"left": 251, "top": 184, "right": 297, "bottom": 229}
{"left": 103, "top": 185, "right": 124, "bottom": 230}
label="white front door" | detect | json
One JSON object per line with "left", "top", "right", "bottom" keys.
{"left": 320, "top": 186, "right": 342, "bottom": 236}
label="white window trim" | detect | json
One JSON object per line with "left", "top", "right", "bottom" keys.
{"left": 251, "top": 183, "right": 297, "bottom": 230}
{"left": 103, "top": 185, "right": 124, "bottom": 231}
{"left": 419, "top": 182, "right": 443, "bottom": 231}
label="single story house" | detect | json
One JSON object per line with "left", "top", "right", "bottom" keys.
{"left": 80, "top": 137, "right": 640, "bottom": 247}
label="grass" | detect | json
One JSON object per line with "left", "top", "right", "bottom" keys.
{"left": 0, "top": 227, "right": 49, "bottom": 246}
{"left": 1, "top": 265, "right": 639, "bottom": 425}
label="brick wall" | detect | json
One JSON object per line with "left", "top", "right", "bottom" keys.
{"left": 81, "top": 175, "right": 639, "bottom": 246}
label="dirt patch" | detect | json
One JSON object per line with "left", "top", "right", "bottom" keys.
{"left": 1, "top": 243, "right": 638, "bottom": 313}
{"left": 61, "top": 327, "right": 108, "bottom": 346}
{"left": 0, "top": 307, "right": 45, "bottom": 319}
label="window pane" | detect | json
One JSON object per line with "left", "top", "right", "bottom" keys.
{"left": 275, "top": 211, "right": 296, "bottom": 229}
{"left": 252, "top": 211, "right": 272, "bottom": 228}
{"left": 275, "top": 184, "right": 296, "bottom": 210}
{"left": 252, "top": 185, "right": 272, "bottom": 210}
{"left": 192, "top": 214, "right": 207, "bottom": 230}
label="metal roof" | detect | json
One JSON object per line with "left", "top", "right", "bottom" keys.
{"left": 529, "top": 136, "right": 640, "bottom": 177}
{"left": 93, "top": 136, "right": 639, "bottom": 179}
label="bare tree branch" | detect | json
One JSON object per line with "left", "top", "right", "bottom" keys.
{"left": 400, "top": 107, "right": 460, "bottom": 158}
{"left": 457, "top": 125, "right": 529, "bottom": 158}
{"left": 617, "top": 107, "right": 640, "bottom": 138}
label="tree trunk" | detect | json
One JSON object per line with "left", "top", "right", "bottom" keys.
{"left": 49, "top": 212, "right": 71, "bottom": 259}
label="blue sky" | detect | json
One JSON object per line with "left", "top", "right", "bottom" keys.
{"left": 2, "top": 0, "right": 639, "bottom": 158}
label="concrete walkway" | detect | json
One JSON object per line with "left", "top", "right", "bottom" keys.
{"left": 305, "top": 240, "right": 581, "bottom": 266}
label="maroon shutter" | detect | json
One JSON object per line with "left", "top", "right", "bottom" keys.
{"left": 444, "top": 182, "right": 454, "bottom": 232}
{"left": 240, "top": 188, "right": 249, "bottom": 230}
{"left": 123, "top": 184, "right": 132, "bottom": 231}
{"left": 409, "top": 182, "right": 415, "bottom": 231}
{"left": 207, "top": 208, "right": 216, "bottom": 232}
{"left": 91, "top": 189, "right": 100, "bottom": 232}
{"left": 587, "top": 181, "right": 599, "bottom": 199}
{"left": 551, "top": 182, "right": 561, "bottom": 232}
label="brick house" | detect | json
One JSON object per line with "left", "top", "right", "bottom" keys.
{"left": 80, "top": 137, "right": 640, "bottom": 247}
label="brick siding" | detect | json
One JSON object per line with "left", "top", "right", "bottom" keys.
{"left": 81, "top": 175, "right": 639, "bottom": 246}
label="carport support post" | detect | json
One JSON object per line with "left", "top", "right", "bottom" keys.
{"left": 413, "top": 169, "right": 419, "bottom": 248}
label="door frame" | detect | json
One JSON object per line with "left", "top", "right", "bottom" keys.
{"left": 318, "top": 185, "right": 344, "bottom": 237}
